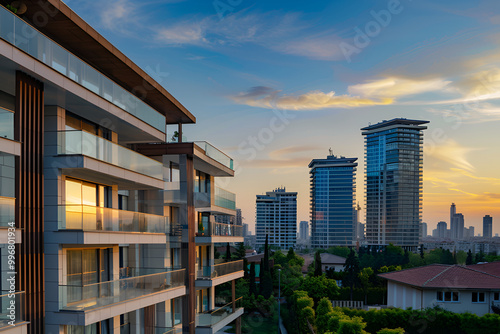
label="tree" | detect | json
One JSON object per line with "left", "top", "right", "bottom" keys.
{"left": 343, "top": 249, "right": 360, "bottom": 301}
{"left": 475, "top": 250, "right": 485, "bottom": 263}
{"left": 287, "top": 247, "right": 296, "bottom": 262}
{"left": 249, "top": 262, "right": 257, "bottom": 296}
{"left": 456, "top": 250, "right": 467, "bottom": 265}
{"left": 466, "top": 249, "right": 473, "bottom": 265}
{"left": 235, "top": 242, "right": 246, "bottom": 259}
{"left": 260, "top": 258, "right": 273, "bottom": 298}
{"left": 419, "top": 245, "right": 425, "bottom": 259}
{"left": 358, "top": 267, "right": 374, "bottom": 304}
{"left": 316, "top": 297, "right": 334, "bottom": 334}
{"left": 299, "top": 274, "right": 339, "bottom": 302}
{"left": 225, "top": 242, "right": 232, "bottom": 261}
{"left": 314, "top": 251, "right": 323, "bottom": 276}
{"left": 263, "top": 234, "right": 270, "bottom": 272}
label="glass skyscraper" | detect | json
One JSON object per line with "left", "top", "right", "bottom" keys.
{"left": 309, "top": 154, "right": 358, "bottom": 248}
{"left": 361, "top": 118, "right": 428, "bottom": 250}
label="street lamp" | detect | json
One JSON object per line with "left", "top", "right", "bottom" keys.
{"left": 278, "top": 268, "right": 281, "bottom": 334}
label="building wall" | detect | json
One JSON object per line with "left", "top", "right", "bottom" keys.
{"left": 388, "top": 281, "right": 499, "bottom": 316}
{"left": 387, "top": 281, "right": 423, "bottom": 310}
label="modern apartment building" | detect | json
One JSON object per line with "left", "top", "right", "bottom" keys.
{"left": 309, "top": 154, "right": 358, "bottom": 248}
{"left": 420, "top": 222, "right": 428, "bottom": 239}
{"left": 362, "top": 118, "right": 428, "bottom": 250}
{"left": 0, "top": 2, "right": 243, "bottom": 333}
{"left": 436, "top": 221, "right": 447, "bottom": 238}
{"left": 255, "top": 188, "right": 297, "bottom": 249}
{"left": 299, "top": 221, "right": 309, "bottom": 241}
{"left": 484, "top": 215, "right": 493, "bottom": 238}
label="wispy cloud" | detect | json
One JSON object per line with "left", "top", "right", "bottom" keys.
{"left": 274, "top": 30, "right": 347, "bottom": 61}
{"left": 153, "top": 11, "right": 303, "bottom": 47}
{"left": 241, "top": 145, "right": 318, "bottom": 168}
{"left": 100, "top": 0, "right": 134, "bottom": 29}
{"left": 348, "top": 77, "right": 451, "bottom": 99}
{"left": 427, "top": 102, "right": 500, "bottom": 123}
{"left": 425, "top": 139, "right": 479, "bottom": 172}
{"left": 232, "top": 86, "right": 392, "bottom": 110}
{"left": 157, "top": 23, "right": 207, "bottom": 45}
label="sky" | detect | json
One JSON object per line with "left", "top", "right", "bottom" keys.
{"left": 64, "top": 0, "right": 500, "bottom": 236}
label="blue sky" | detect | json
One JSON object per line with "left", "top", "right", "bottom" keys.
{"left": 65, "top": 0, "right": 500, "bottom": 235}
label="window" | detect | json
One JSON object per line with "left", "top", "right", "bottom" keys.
{"left": 436, "top": 291, "right": 459, "bottom": 302}
{"left": 472, "top": 292, "right": 485, "bottom": 303}
{"left": 494, "top": 292, "right": 499, "bottom": 301}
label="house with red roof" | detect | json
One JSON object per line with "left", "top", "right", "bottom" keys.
{"left": 379, "top": 262, "right": 500, "bottom": 316}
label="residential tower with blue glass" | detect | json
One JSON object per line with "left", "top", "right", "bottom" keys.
{"left": 309, "top": 154, "right": 358, "bottom": 248}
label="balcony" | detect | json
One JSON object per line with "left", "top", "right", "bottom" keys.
{"left": 196, "top": 298, "right": 243, "bottom": 334}
{"left": 0, "top": 5, "right": 165, "bottom": 131}
{"left": 58, "top": 130, "right": 163, "bottom": 180}
{"left": 196, "top": 222, "right": 243, "bottom": 244}
{"left": 0, "top": 197, "right": 21, "bottom": 244}
{"left": 0, "top": 292, "right": 27, "bottom": 331}
{"left": 214, "top": 187, "right": 236, "bottom": 211}
{"left": 194, "top": 142, "right": 233, "bottom": 170}
{"left": 58, "top": 269, "right": 186, "bottom": 325}
{"left": 196, "top": 260, "right": 244, "bottom": 287}
{"left": 57, "top": 205, "right": 167, "bottom": 244}
{"left": 0, "top": 108, "right": 13, "bottom": 140}
{"left": 0, "top": 197, "right": 14, "bottom": 228}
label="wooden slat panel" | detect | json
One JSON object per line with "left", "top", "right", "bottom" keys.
{"left": 15, "top": 71, "right": 45, "bottom": 334}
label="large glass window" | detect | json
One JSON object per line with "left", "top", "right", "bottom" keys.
{"left": 66, "top": 248, "right": 111, "bottom": 304}
{"left": 0, "top": 107, "right": 14, "bottom": 140}
{"left": 0, "top": 153, "right": 15, "bottom": 198}
{"left": 65, "top": 178, "right": 110, "bottom": 229}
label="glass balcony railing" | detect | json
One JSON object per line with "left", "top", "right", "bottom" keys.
{"left": 59, "top": 205, "right": 167, "bottom": 233}
{"left": 0, "top": 197, "right": 15, "bottom": 228}
{"left": 196, "top": 260, "right": 243, "bottom": 279}
{"left": 196, "top": 297, "right": 243, "bottom": 327}
{"left": 214, "top": 187, "right": 236, "bottom": 210}
{"left": 121, "top": 325, "right": 176, "bottom": 334}
{"left": 0, "top": 5, "right": 165, "bottom": 131}
{"left": 59, "top": 269, "right": 185, "bottom": 311}
{"left": 0, "top": 291, "right": 25, "bottom": 328}
{"left": 58, "top": 130, "right": 163, "bottom": 179}
{"left": 0, "top": 107, "right": 14, "bottom": 140}
{"left": 194, "top": 142, "right": 234, "bottom": 170}
{"left": 119, "top": 267, "right": 183, "bottom": 279}
{"left": 201, "top": 222, "right": 243, "bottom": 237}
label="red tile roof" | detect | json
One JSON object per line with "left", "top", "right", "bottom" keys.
{"left": 379, "top": 263, "right": 500, "bottom": 289}
{"left": 468, "top": 262, "right": 500, "bottom": 277}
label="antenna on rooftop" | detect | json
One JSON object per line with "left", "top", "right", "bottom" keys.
{"left": 329, "top": 147, "right": 333, "bottom": 156}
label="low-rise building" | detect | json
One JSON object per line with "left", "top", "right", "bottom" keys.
{"left": 379, "top": 263, "right": 500, "bottom": 316}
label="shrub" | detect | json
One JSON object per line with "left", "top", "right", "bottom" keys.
{"left": 337, "top": 316, "right": 367, "bottom": 334}
{"left": 377, "top": 328, "right": 405, "bottom": 334}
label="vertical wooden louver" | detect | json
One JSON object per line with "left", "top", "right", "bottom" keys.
{"left": 144, "top": 305, "right": 156, "bottom": 334}
{"left": 14, "top": 71, "right": 45, "bottom": 334}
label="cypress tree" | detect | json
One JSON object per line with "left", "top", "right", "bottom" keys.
{"left": 225, "top": 242, "right": 231, "bottom": 261}
{"left": 314, "top": 250, "right": 323, "bottom": 276}
{"left": 249, "top": 262, "right": 257, "bottom": 296}
{"left": 466, "top": 249, "right": 473, "bottom": 265}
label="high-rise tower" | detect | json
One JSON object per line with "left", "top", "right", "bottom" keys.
{"left": 362, "top": 118, "right": 428, "bottom": 250}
